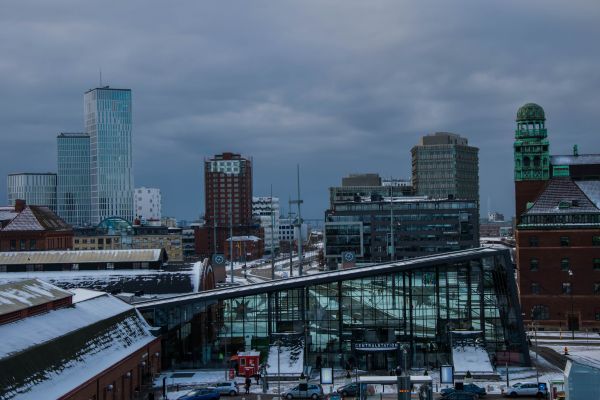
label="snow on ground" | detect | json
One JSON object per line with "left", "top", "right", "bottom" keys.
{"left": 451, "top": 344, "right": 494, "bottom": 373}
{"left": 267, "top": 344, "right": 304, "bottom": 376}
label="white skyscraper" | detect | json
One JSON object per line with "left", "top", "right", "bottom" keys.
{"left": 134, "top": 187, "right": 161, "bottom": 222}
{"left": 85, "top": 87, "right": 133, "bottom": 224}
{"left": 252, "top": 196, "right": 280, "bottom": 254}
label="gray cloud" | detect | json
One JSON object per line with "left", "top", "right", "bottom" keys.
{"left": 1, "top": 0, "right": 599, "bottom": 220}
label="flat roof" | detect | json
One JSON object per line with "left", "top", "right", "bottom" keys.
{"left": 0, "top": 249, "right": 165, "bottom": 265}
{"left": 135, "top": 247, "right": 507, "bottom": 310}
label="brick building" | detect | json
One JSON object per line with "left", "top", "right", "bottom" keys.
{"left": 0, "top": 279, "right": 161, "bottom": 399}
{"left": 513, "top": 103, "right": 600, "bottom": 331}
{"left": 0, "top": 199, "right": 73, "bottom": 252}
{"left": 196, "top": 153, "right": 262, "bottom": 258}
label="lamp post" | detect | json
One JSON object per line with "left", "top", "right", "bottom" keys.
{"left": 568, "top": 269, "right": 575, "bottom": 340}
{"left": 273, "top": 339, "right": 282, "bottom": 396}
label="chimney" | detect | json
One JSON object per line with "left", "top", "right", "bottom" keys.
{"left": 15, "top": 199, "right": 26, "bottom": 213}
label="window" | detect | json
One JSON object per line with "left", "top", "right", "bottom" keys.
{"left": 594, "top": 258, "right": 600, "bottom": 271}
{"left": 596, "top": 310, "right": 600, "bottom": 321}
{"left": 29, "top": 240, "right": 36, "bottom": 250}
{"left": 560, "top": 236, "right": 570, "bottom": 247}
{"left": 595, "top": 283, "right": 600, "bottom": 295}
{"left": 9, "top": 240, "right": 16, "bottom": 251}
{"left": 532, "top": 305, "right": 550, "bottom": 320}
{"left": 530, "top": 258, "right": 539, "bottom": 271}
{"left": 529, "top": 236, "right": 539, "bottom": 247}
{"left": 562, "top": 282, "right": 572, "bottom": 294}
{"left": 19, "top": 240, "right": 26, "bottom": 251}
{"left": 593, "top": 236, "right": 600, "bottom": 246}
{"left": 531, "top": 283, "right": 540, "bottom": 294}
{"left": 561, "top": 258, "right": 570, "bottom": 271}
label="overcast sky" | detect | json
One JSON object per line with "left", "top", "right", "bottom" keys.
{"left": 1, "top": 1, "right": 599, "bottom": 221}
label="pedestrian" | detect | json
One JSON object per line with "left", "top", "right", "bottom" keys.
{"left": 255, "top": 373, "right": 260, "bottom": 385}
{"left": 245, "top": 376, "right": 251, "bottom": 394}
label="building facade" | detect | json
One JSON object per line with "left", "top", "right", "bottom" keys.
{"left": 57, "top": 133, "right": 91, "bottom": 227}
{"left": 324, "top": 197, "right": 479, "bottom": 263}
{"left": 411, "top": 132, "right": 479, "bottom": 201}
{"left": 85, "top": 87, "right": 134, "bottom": 224}
{"left": 513, "top": 103, "right": 600, "bottom": 331}
{"left": 196, "top": 153, "right": 257, "bottom": 258}
{"left": 134, "top": 187, "right": 162, "bottom": 223}
{"left": 7, "top": 173, "right": 57, "bottom": 212}
{"left": 252, "top": 196, "right": 280, "bottom": 255}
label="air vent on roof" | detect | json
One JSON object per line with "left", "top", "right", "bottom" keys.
{"left": 558, "top": 201, "right": 571, "bottom": 209}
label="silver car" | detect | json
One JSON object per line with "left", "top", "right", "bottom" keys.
{"left": 213, "top": 381, "right": 239, "bottom": 396}
{"left": 283, "top": 384, "right": 323, "bottom": 400}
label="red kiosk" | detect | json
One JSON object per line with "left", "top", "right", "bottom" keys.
{"left": 231, "top": 350, "right": 261, "bottom": 377}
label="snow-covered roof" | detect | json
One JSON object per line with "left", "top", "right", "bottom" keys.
{"left": 0, "top": 248, "right": 165, "bottom": 265}
{"left": 226, "top": 235, "right": 261, "bottom": 242}
{"left": 238, "top": 351, "right": 260, "bottom": 357}
{"left": 0, "top": 279, "right": 72, "bottom": 316}
{"left": 69, "top": 288, "right": 105, "bottom": 303}
{"left": 0, "top": 206, "right": 71, "bottom": 232}
{"left": 0, "top": 294, "right": 158, "bottom": 399}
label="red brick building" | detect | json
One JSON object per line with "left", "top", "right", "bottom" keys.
{"left": 0, "top": 199, "right": 73, "bottom": 251}
{"left": 196, "top": 152, "right": 263, "bottom": 258}
{"left": 0, "top": 279, "right": 161, "bottom": 400}
{"left": 513, "top": 103, "right": 600, "bottom": 331}
{"left": 225, "top": 235, "right": 264, "bottom": 261}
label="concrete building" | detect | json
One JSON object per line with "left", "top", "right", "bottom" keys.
{"left": 330, "top": 173, "right": 414, "bottom": 208}
{"left": 341, "top": 173, "right": 382, "bottom": 187}
{"left": 411, "top": 132, "right": 479, "bottom": 201}
{"left": 0, "top": 199, "right": 73, "bottom": 252}
{"left": 513, "top": 103, "right": 600, "bottom": 331}
{"left": 85, "top": 87, "right": 134, "bottom": 224}
{"left": 57, "top": 133, "right": 91, "bottom": 227}
{"left": 134, "top": 187, "right": 161, "bottom": 223}
{"left": 252, "top": 196, "right": 280, "bottom": 255}
{"left": 7, "top": 173, "right": 57, "bottom": 212}
{"left": 0, "top": 279, "right": 160, "bottom": 400}
{"left": 278, "top": 217, "right": 308, "bottom": 246}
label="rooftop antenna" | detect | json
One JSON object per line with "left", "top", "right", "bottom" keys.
{"left": 99, "top": 68, "right": 103, "bottom": 87}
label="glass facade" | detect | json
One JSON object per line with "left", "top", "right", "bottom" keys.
{"left": 85, "top": 87, "right": 133, "bottom": 224}
{"left": 57, "top": 133, "right": 91, "bottom": 226}
{"left": 7, "top": 173, "right": 57, "bottom": 212}
{"left": 139, "top": 248, "right": 529, "bottom": 371}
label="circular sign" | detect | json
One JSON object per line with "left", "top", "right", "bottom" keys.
{"left": 214, "top": 255, "right": 225, "bottom": 264}
{"left": 343, "top": 252, "right": 355, "bottom": 262}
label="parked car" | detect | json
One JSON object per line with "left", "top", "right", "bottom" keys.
{"left": 336, "top": 383, "right": 358, "bottom": 397}
{"left": 213, "top": 381, "right": 239, "bottom": 396}
{"left": 177, "top": 387, "right": 221, "bottom": 400}
{"left": 441, "top": 383, "right": 487, "bottom": 398}
{"left": 282, "top": 384, "right": 323, "bottom": 399}
{"left": 440, "top": 391, "right": 478, "bottom": 400}
{"left": 502, "top": 382, "right": 548, "bottom": 398}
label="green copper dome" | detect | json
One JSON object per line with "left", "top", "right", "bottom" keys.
{"left": 516, "top": 103, "right": 545, "bottom": 122}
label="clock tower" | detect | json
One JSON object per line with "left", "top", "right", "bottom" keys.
{"left": 514, "top": 103, "right": 550, "bottom": 220}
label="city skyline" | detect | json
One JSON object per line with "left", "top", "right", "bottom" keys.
{"left": 1, "top": 1, "right": 600, "bottom": 220}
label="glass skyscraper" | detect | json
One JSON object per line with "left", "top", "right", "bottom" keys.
{"left": 57, "top": 133, "right": 91, "bottom": 226}
{"left": 84, "top": 87, "right": 133, "bottom": 224}
{"left": 7, "top": 173, "right": 57, "bottom": 211}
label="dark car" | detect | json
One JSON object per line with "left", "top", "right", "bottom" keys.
{"left": 441, "top": 391, "right": 478, "bottom": 400}
{"left": 441, "top": 383, "right": 486, "bottom": 398}
{"left": 336, "top": 383, "right": 358, "bottom": 397}
{"left": 177, "top": 388, "right": 221, "bottom": 400}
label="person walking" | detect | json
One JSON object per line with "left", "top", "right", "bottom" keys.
{"left": 245, "top": 376, "right": 251, "bottom": 394}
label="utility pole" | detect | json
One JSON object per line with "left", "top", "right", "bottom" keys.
{"left": 389, "top": 185, "right": 395, "bottom": 261}
{"left": 270, "top": 186, "right": 275, "bottom": 280}
{"left": 229, "top": 196, "right": 234, "bottom": 284}
{"left": 288, "top": 201, "right": 293, "bottom": 277}
{"left": 289, "top": 165, "right": 304, "bottom": 276}
{"left": 213, "top": 196, "right": 217, "bottom": 254}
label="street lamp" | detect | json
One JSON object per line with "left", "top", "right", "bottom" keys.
{"left": 568, "top": 269, "right": 575, "bottom": 340}
{"left": 273, "top": 339, "right": 282, "bottom": 396}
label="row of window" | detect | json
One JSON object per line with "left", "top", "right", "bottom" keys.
{"left": 532, "top": 305, "right": 600, "bottom": 321}
{"left": 531, "top": 282, "right": 600, "bottom": 295}
{"left": 528, "top": 235, "right": 600, "bottom": 247}
{"left": 529, "top": 258, "right": 600, "bottom": 271}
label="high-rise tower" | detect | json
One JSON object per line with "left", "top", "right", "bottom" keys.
{"left": 57, "top": 133, "right": 91, "bottom": 226}
{"left": 84, "top": 87, "right": 133, "bottom": 224}
{"left": 513, "top": 103, "right": 550, "bottom": 220}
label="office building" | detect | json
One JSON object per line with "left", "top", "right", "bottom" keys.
{"left": 7, "top": 173, "right": 57, "bottom": 212}
{"left": 57, "top": 133, "right": 91, "bottom": 226}
{"left": 85, "top": 87, "right": 133, "bottom": 224}
{"left": 134, "top": 187, "right": 161, "bottom": 223}
{"left": 252, "top": 196, "right": 280, "bottom": 254}
{"left": 411, "top": 132, "right": 479, "bottom": 201}
{"left": 513, "top": 103, "right": 600, "bottom": 330}
{"left": 329, "top": 173, "right": 414, "bottom": 208}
